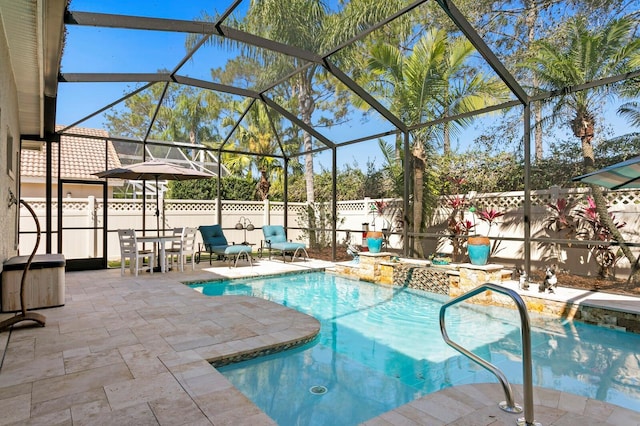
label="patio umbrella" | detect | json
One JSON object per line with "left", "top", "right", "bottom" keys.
{"left": 572, "top": 156, "right": 640, "bottom": 190}
{"left": 93, "top": 160, "right": 214, "bottom": 236}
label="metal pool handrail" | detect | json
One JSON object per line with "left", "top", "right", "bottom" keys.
{"left": 439, "top": 283, "right": 539, "bottom": 426}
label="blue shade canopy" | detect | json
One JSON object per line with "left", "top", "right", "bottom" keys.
{"left": 573, "top": 156, "right": 640, "bottom": 190}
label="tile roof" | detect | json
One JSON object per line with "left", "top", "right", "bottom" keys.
{"left": 20, "top": 126, "right": 122, "bottom": 180}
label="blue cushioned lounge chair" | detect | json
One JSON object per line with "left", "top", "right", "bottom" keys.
{"left": 262, "top": 225, "right": 308, "bottom": 262}
{"left": 197, "top": 225, "right": 252, "bottom": 267}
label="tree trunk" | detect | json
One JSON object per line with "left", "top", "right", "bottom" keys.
{"left": 524, "top": 0, "right": 544, "bottom": 161}
{"left": 533, "top": 101, "right": 543, "bottom": 161}
{"left": 573, "top": 114, "right": 640, "bottom": 285}
{"left": 443, "top": 121, "right": 450, "bottom": 155}
{"left": 189, "top": 128, "right": 197, "bottom": 160}
{"left": 257, "top": 169, "right": 270, "bottom": 200}
{"left": 298, "top": 74, "right": 317, "bottom": 247}
{"left": 412, "top": 142, "right": 427, "bottom": 257}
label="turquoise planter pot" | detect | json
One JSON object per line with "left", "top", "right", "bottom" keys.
{"left": 367, "top": 237, "right": 383, "bottom": 253}
{"left": 467, "top": 236, "right": 490, "bottom": 265}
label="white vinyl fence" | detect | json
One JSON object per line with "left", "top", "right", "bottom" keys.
{"left": 19, "top": 187, "right": 640, "bottom": 278}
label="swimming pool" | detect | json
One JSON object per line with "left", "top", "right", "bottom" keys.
{"left": 189, "top": 272, "right": 640, "bottom": 425}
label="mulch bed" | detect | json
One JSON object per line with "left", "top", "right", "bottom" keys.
{"left": 528, "top": 269, "right": 640, "bottom": 297}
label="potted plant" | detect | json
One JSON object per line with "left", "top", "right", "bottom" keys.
{"left": 370, "top": 200, "right": 389, "bottom": 231}
{"left": 366, "top": 200, "right": 388, "bottom": 252}
{"left": 366, "top": 231, "right": 384, "bottom": 253}
{"left": 467, "top": 206, "right": 504, "bottom": 265}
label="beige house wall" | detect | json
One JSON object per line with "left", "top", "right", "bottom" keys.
{"left": 0, "top": 16, "right": 20, "bottom": 269}
{"left": 21, "top": 180, "right": 117, "bottom": 199}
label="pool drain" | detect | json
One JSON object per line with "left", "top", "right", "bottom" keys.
{"left": 309, "top": 385, "right": 328, "bottom": 395}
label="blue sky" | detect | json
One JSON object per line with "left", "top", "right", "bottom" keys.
{"left": 58, "top": 1, "right": 403, "bottom": 171}
{"left": 57, "top": 1, "right": 638, "bottom": 173}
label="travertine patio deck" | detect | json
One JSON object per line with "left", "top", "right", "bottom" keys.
{"left": 1, "top": 258, "right": 639, "bottom": 425}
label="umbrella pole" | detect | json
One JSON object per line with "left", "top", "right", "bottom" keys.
{"left": 154, "top": 176, "right": 162, "bottom": 272}
{"left": 142, "top": 183, "right": 147, "bottom": 237}
{"left": 156, "top": 176, "right": 160, "bottom": 238}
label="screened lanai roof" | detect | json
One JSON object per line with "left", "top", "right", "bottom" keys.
{"left": 6, "top": 0, "right": 639, "bottom": 162}
{"left": 55, "top": 0, "right": 534, "bottom": 158}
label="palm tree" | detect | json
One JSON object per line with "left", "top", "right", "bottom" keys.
{"left": 618, "top": 78, "right": 640, "bottom": 126}
{"left": 191, "top": 0, "right": 414, "bottom": 245}
{"left": 618, "top": 102, "right": 640, "bottom": 126}
{"left": 232, "top": 101, "right": 291, "bottom": 200}
{"left": 522, "top": 16, "right": 640, "bottom": 284}
{"left": 361, "top": 28, "right": 510, "bottom": 255}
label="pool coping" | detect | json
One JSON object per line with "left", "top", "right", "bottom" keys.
{"left": 332, "top": 260, "right": 640, "bottom": 334}
{"left": 485, "top": 278, "right": 640, "bottom": 333}
{"left": 362, "top": 383, "right": 640, "bottom": 425}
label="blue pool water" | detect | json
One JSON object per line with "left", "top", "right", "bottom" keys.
{"left": 189, "top": 272, "right": 640, "bottom": 425}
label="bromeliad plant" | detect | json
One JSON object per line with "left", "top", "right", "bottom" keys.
{"left": 544, "top": 197, "right": 579, "bottom": 241}
{"left": 475, "top": 207, "right": 505, "bottom": 236}
{"left": 445, "top": 193, "right": 475, "bottom": 262}
{"left": 543, "top": 196, "right": 626, "bottom": 279}
{"left": 373, "top": 200, "right": 388, "bottom": 215}
{"left": 369, "top": 199, "right": 391, "bottom": 231}
{"left": 542, "top": 197, "right": 580, "bottom": 264}
{"left": 576, "top": 196, "right": 626, "bottom": 279}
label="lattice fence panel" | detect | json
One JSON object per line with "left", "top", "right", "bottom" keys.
{"left": 106, "top": 200, "right": 144, "bottom": 213}
{"left": 608, "top": 191, "right": 640, "bottom": 207}
{"left": 221, "top": 201, "right": 264, "bottom": 214}
{"left": 337, "top": 200, "right": 366, "bottom": 212}
{"left": 19, "top": 188, "right": 640, "bottom": 268}
{"left": 165, "top": 200, "right": 216, "bottom": 213}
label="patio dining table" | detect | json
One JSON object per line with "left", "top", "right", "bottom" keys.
{"left": 137, "top": 234, "right": 182, "bottom": 273}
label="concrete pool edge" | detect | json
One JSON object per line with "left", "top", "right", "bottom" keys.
{"left": 329, "top": 261, "right": 640, "bottom": 334}
{"left": 1, "top": 261, "right": 638, "bottom": 425}
{"left": 0, "top": 267, "right": 325, "bottom": 425}
{"left": 362, "top": 383, "right": 640, "bottom": 425}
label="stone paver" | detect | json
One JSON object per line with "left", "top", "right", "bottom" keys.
{"left": 0, "top": 259, "right": 326, "bottom": 425}
{"left": 1, "top": 257, "right": 639, "bottom": 425}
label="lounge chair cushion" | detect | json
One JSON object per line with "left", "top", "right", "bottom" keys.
{"left": 224, "top": 245, "right": 252, "bottom": 255}
{"left": 262, "top": 225, "right": 308, "bottom": 262}
{"left": 223, "top": 244, "right": 253, "bottom": 267}
{"left": 199, "top": 225, "right": 229, "bottom": 254}
{"left": 262, "top": 225, "right": 288, "bottom": 244}
{"left": 263, "top": 225, "right": 305, "bottom": 250}
{"left": 269, "top": 241, "right": 306, "bottom": 251}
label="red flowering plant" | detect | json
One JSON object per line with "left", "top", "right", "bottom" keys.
{"left": 543, "top": 196, "right": 626, "bottom": 278}
{"left": 444, "top": 193, "right": 475, "bottom": 262}
{"left": 369, "top": 199, "right": 390, "bottom": 231}
{"left": 475, "top": 207, "right": 505, "bottom": 236}
{"left": 544, "top": 197, "right": 579, "bottom": 241}
{"left": 576, "top": 196, "right": 626, "bottom": 278}
{"left": 541, "top": 197, "right": 580, "bottom": 264}
{"left": 373, "top": 200, "right": 387, "bottom": 215}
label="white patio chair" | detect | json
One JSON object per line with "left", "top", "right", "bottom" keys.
{"left": 118, "top": 229, "right": 154, "bottom": 276}
{"left": 165, "top": 227, "right": 197, "bottom": 272}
